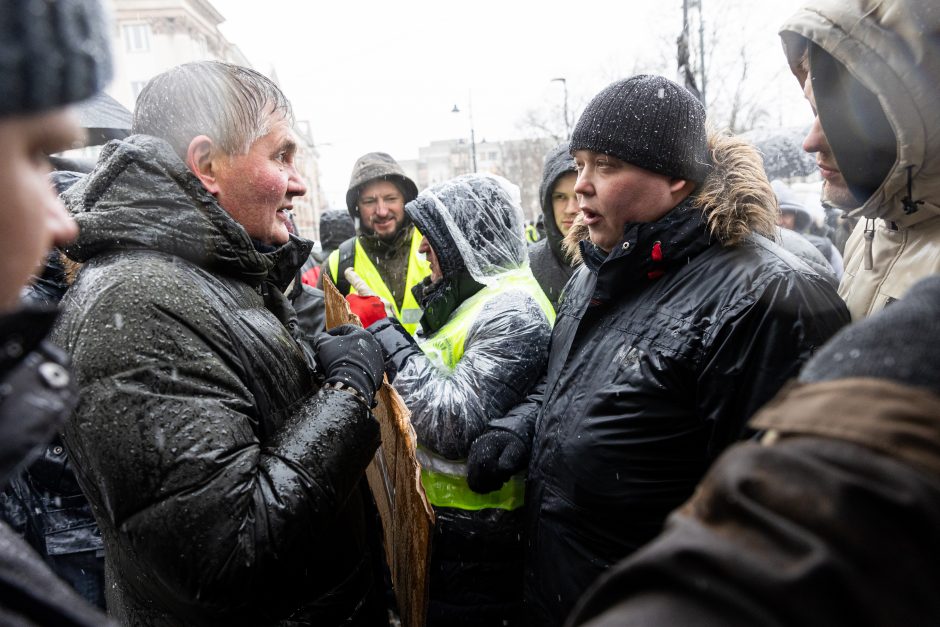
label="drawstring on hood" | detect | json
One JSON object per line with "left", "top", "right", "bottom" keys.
{"left": 902, "top": 165, "right": 924, "bottom": 215}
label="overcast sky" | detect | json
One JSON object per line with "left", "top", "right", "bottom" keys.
{"left": 212, "top": 0, "right": 814, "bottom": 209}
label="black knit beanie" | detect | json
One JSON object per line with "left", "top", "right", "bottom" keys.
{"left": 0, "top": 0, "right": 113, "bottom": 118}
{"left": 570, "top": 75, "right": 710, "bottom": 184}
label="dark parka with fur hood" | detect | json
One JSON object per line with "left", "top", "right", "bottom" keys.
{"left": 498, "top": 133, "right": 850, "bottom": 626}
{"left": 53, "top": 136, "right": 383, "bottom": 626}
{"left": 528, "top": 143, "right": 577, "bottom": 309}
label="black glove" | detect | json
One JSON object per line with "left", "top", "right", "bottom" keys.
{"left": 800, "top": 275, "right": 940, "bottom": 396}
{"left": 367, "top": 317, "right": 421, "bottom": 383}
{"left": 467, "top": 429, "right": 529, "bottom": 494}
{"left": 313, "top": 324, "right": 384, "bottom": 404}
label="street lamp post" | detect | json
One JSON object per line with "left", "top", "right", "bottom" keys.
{"left": 451, "top": 96, "right": 478, "bottom": 173}
{"left": 551, "top": 77, "right": 570, "bottom": 139}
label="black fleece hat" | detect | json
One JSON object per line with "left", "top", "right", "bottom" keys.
{"left": 0, "top": 0, "right": 113, "bottom": 118}
{"left": 570, "top": 75, "right": 710, "bottom": 184}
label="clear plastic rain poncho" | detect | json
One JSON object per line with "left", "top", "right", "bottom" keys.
{"left": 392, "top": 174, "right": 553, "bottom": 460}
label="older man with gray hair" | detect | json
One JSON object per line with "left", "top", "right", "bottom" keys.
{"left": 55, "top": 61, "right": 388, "bottom": 625}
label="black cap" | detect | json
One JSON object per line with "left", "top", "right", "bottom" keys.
{"left": 570, "top": 75, "right": 710, "bottom": 184}
{"left": 0, "top": 0, "right": 113, "bottom": 118}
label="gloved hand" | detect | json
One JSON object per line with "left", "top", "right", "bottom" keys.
{"left": 799, "top": 275, "right": 940, "bottom": 396}
{"left": 367, "top": 317, "right": 421, "bottom": 383}
{"left": 467, "top": 429, "right": 529, "bottom": 494}
{"left": 313, "top": 324, "right": 384, "bottom": 404}
{"left": 347, "top": 294, "right": 387, "bottom": 328}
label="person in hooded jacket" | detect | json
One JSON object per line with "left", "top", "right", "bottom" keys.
{"left": 0, "top": 0, "right": 114, "bottom": 624}
{"left": 367, "top": 174, "right": 554, "bottom": 626}
{"left": 471, "top": 75, "right": 849, "bottom": 627}
{"left": 53, "top": 61, "right": 388, "bottom": 626}
{"left": 780, "top": 0, "right": 940, "bottom": 320}
{"left": 320, "top": 152, "right": 431, "bottom": 335}
{"left": 528, "top": 142, "right": 578, "bottom": 309}
{"left": 567, "top": 274, "right": 940, "bottom": 627}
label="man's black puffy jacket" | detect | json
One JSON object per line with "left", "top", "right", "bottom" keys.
{"left": 54, "top": 136, "right": 383, "bottom": 626}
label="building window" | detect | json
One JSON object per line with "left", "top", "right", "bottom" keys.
{"left": 122, "top": 23, "right": 151, "bottom": 53}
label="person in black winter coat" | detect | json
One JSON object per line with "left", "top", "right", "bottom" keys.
{"left": 568, "top": 274, "right": 940, "bottom": 627}
{"left": 470, "top": 75, "right": 850, "bottom": 627}
{"left": 0, "top": 0, "right": 114, "bottom": 624}
{"left": 528, "top": 143, "right": 578, "bottom": 310}
{"left": 54, "top": 61, "right": 387, "bottom": 626}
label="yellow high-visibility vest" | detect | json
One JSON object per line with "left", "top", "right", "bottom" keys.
{"left": 416, "top": 269, "right": 555, "bottom": 511}
{"left": 329, "top": 228, "right": 430, "bottom": 335}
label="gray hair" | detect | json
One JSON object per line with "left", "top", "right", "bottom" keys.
{"left": 132, "top": 61, "right": 292, "bottom": 159}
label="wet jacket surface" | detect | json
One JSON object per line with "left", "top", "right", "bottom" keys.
{"left": 0, "top": 307, "right": 110, "bottom": 626}
{"left": 529, "top": 143, "right": 577, "bottom": 309}
{"left": 511, "top": 136, "right": 850, "bottom": 626}
{"left": 781, "top": 0, "right": 940, "bottom": 319}
{"left": 392, "top": 175, "right": 553, "bottom": 626}
{"left": 54, "top": 135, "right": 383, "bottom": 626}
{"left": 570, "top": 378, "right": 940, "bottom": 627}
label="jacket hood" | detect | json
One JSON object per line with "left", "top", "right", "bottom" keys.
{"left": 563, "top": 130, "right": 777, "bottom": 261}
{"left": 780, "top": 0, "right": 940, "bottom": 225}
{"left": 61, "top": 134, "right": 311, "bottom": 289}
{"left": 538, "top": 142, "right": 577, "bottom": 262}
{"left": 345, "top": 151, "right": 418, "bottom": 218}
{"left": 405, "top": 173, "right": 528, "bottom": 285}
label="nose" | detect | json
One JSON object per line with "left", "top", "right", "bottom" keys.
{"left": 375, "top": 199, "right": 391, "bottom": 216}
{"left": 565, "top": 195, "right": 579, "bottom": 216}
{"left": 802, "top": 115, "right": 828, "bottom": 156}
{"left": 287, "top": 166, "right": 307, "bottom": 198}
{"left": 573, "top": 169, "right": 592, "bottom": 196}
{"left": 46, "top": 191, "right": 78, "bottom": 248}
{"left": 418, "top": 236, "right": 430, "bottom": 254}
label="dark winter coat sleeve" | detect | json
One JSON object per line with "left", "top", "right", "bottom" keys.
{"left": 59, "top": 270, "right": 379, "bottom": 615}
{"left": 695, "top": 271, "right": 848, "bottom": 456}
{"left": 488, "top": 373, "right": 545, "bottom": 448}
{"left": 393, "top": 292, "right": 551, "bottom": 460}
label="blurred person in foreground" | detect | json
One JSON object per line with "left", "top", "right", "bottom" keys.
{"left": 0, "top": 0, "right": 113, "bottom": 623}
{"left": 528, "top": 142, "right": 579, "bottom": 310}
{"left": 367, "top": 174, "right": 554, "bottom": 626}
{"left": 54, "top": 61, "right": 388, "bottom": 625}
{"left": 479, "top": 75, "right": 849, "bottom": 626}
{"left": 781, "top": 0, "right": 940, "bottom": 319}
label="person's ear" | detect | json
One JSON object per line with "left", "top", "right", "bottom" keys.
{"left": 669, "top": 177, "right": 696, "bottom": 202}
{"left": 186, "top": 135, "right": 221, "bottom": 195}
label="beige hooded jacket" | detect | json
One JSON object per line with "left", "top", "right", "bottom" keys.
{"left": 781, "top": 0, "right": 940, "bottom": 320}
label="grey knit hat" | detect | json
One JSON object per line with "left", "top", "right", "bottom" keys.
{"left": 570, "top": 75, "right": 710, "bottom": 184}
{"left": 0, "top": 0, "right": 113, "bottom": 118}
{"left": 345, "top": 152, "right": 418, "bottom": 217}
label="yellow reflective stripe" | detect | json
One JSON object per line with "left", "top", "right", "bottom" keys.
{"left": 350, "top": 229, "right": 430, "bottom": 335}
{"left": 328, "top": 248, "right": 340, "bottom": 284}
{"left": 420, "top": 270, "right": 555, "bottom": 372}
{"left": 420, "top": 468, "right": 525, "bottom": 511}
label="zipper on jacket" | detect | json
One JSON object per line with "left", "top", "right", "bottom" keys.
{"left": 863, "top": 219, "right": 876, "bottom": 271}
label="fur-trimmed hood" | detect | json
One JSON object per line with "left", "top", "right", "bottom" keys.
{"left": 564, "top": 131, "right": 777, "bottom": 262}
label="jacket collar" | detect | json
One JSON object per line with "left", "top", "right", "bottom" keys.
{"left": 580, "top": 199, "right": 712, "bottom": 306}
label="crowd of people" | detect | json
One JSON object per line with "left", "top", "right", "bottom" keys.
{"left": 1, "top": 0, "right": 939, "bottom": 625}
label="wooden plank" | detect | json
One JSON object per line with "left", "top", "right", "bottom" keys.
{"left": 322, "top": 275, "right": 434, "bottom": 627}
